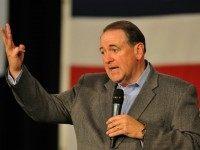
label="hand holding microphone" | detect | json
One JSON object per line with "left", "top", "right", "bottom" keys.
{"left": 108, "top": 88, "right": 124, "bottom": 148}
{"left": 106, "top": 88, "right": 146, "bottom": 148}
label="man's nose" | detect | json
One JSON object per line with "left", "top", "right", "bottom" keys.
{"left": 104, "top": 53, "right": 114, "bottom": 64}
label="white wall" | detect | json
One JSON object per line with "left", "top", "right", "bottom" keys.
{"left": 59, "top": 0, "right": 77, "bottom": 150}
{"left": 70, "top": 14, "right": 200, "bottom": 66}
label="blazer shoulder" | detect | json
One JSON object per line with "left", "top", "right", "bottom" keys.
{"left": 78, "top": 72, "right": 109, "bottom": 89}
{"left": 157, "top": 72, "right": 195, "bottom": 92}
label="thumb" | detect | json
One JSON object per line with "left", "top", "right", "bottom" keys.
{"left": 19, "top": 44, "right": 26, "bottom": 53}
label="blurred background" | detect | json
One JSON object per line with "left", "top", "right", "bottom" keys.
{"left": 0, "top": 0, "right": 200, "bottom": 150}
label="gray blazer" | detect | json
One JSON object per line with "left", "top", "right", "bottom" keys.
{"left": 8, "top": 64, "right": 200, "bottom": 150}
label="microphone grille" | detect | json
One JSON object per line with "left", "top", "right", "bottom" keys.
{"left": 113, "top": 89, "right": 124, "bottom": 104}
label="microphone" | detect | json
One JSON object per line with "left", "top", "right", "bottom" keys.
{"left": 110, "top": 88, "right": 124, "bottom": 148}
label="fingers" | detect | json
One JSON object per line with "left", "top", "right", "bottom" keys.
{"left": 1, "top": 23, "right": 25, "bottom": 75}
{"left": 106, "top": 123, "right": 125, "bottom": 137}
{"left": 0, "top": 26, "right": 6, "bottom": 43}
{"left": 12, "top": 44, "right": 26, "bottom": 57}
{"left": 107, "top": 120, "right": 120, "bottom": 130}
{"left": 106, "top": 115, "right": 123, "bottom": 124}
{"left": 1, "top": 23, "right": 26, "bottom": 57}
{"left": 19, "top": 44, "right": 25, "bottom": 52}
{"left": 106, "top": 115, "right": 143, "bottom": 138}
{"left": 5, "top": 23, "right": 15, "bottom": 48}
{"left": 5, "top": 23, "right": 12, "bottom": 38}
{"left": 106, "top": 115, "right": 123, "bottom": 130}
{"left": 106, "top": 115, "right": 126, "bottom": 137}
{"left": 0, "top": 23, "right": 15, "bottom": 49}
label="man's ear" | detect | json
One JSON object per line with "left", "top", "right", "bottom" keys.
{"left": 134, "top": 42, "right": 145, "bottom": 60}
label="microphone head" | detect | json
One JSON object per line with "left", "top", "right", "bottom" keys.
{"left": 113, "top": 89, "right": 124, "bottom": 104}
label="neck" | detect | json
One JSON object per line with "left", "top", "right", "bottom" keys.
{"left": 120, "top": 60, "right": 146, "bottom": 87}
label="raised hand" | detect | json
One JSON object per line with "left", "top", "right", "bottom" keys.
{"left": 0, "top": 23, "right": 25, "bottom": 79}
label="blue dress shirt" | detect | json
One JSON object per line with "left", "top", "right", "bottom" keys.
{"left": 117, "top": 63, "right": 150, "bottom": 114}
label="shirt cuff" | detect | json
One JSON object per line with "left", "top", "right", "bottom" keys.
{"left": 7, "top": 70, "right": 23, "bottom": 85}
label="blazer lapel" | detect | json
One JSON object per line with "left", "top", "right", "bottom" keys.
{"left": 104, "top": 79, "right": 116, "bottom": 122}
{"left": 128, "top": 69, "right": 158, "bottom": 120}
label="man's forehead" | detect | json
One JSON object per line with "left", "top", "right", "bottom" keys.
{"left": 101, "top": 29, "right": 126, "bottom": 37}
{"left": 100, "top": 29, "right": 128, "bottom": 45}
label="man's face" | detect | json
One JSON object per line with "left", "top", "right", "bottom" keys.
{"left": 100, "top": 29, "right": 138, "bottom": 85}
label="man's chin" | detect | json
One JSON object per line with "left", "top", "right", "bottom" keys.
{"left": 109, "top": 76, "right": 123, "bottom": 83}
{"left": 109, "top": 77, "right": 128, "bottom": 86}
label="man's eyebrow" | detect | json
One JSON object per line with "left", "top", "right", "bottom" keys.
{"left": 109, "top": 45, "right": 120, "bottom": 48}
{"left": 109, "top": 44, "right": 116, "bottom": 47}
{"left": 99, "top": 45, "right": 119, "bottom": 50}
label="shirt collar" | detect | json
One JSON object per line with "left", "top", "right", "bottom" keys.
{"left": 118, "top": 62, "right": 150, "bottom": 89}
{"left": 137, "top": 62, "right": 150, "bottom": 87}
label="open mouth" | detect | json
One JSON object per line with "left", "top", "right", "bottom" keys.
{"left": 109, "top": 66, "right": 119, "bottom": 71}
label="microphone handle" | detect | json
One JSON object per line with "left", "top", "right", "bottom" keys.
{"left": 113, "top": 103, "right": 122, "bottom": 116}
{"left": 110, "top": 137, "right": 115, "bottom": 149}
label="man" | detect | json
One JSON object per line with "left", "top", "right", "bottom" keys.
{"left": 1, "top": 20, "right": 200, "bottom": 149}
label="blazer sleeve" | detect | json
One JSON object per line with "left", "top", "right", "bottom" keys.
{"left": 143, "top": 84, "right": 200, "bottom": 150}
{"left": 7, "top": 66, "right": 83, "bottom": 124}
